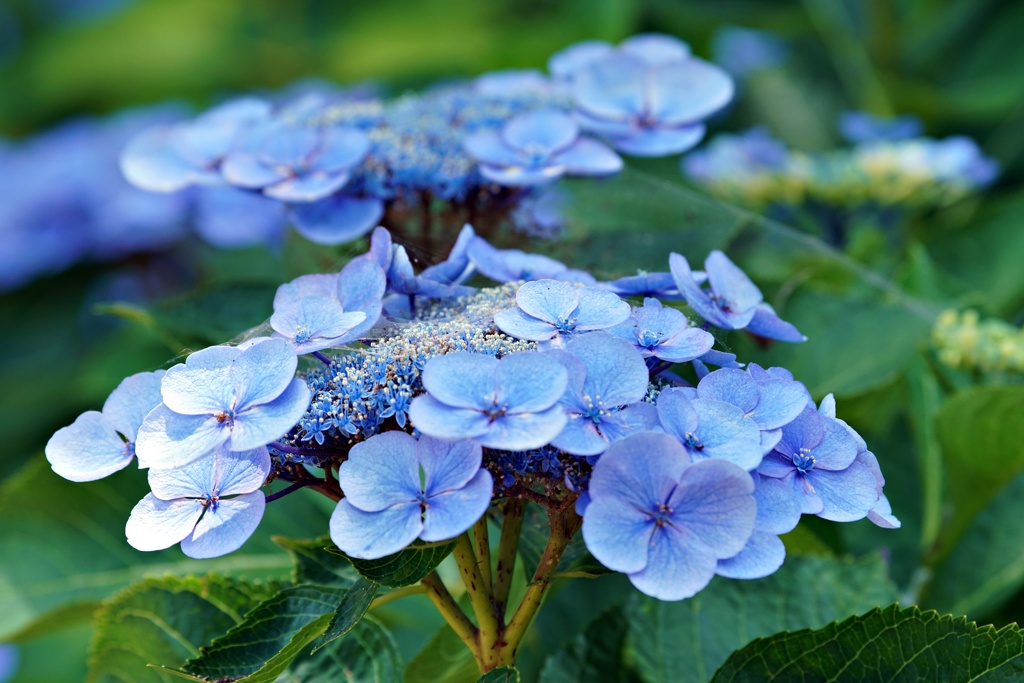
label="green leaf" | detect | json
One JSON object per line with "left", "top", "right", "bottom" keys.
{"left": 87, "top": 575, "right": 277, "bottom": 683}
{"left": 710, "top": 605, "right": 1024, "bottom": 682}
{"left": 311, "top": 578, "right": 378, "bottom": 653}
{"left": 906, "top": 354, "right": 945, "bottom": 552}
{"left": 478, "top": 667, "right": 520, "bottom": 682}
{"left": 152, "top": 282, "right": 278, "bottom": 345}
{"left": 404, "top": 624, "right": 480, "bottom": 683}
{"left": 3, "top": 601, "right": 101, "bottom": 643}
{"left": 0, "top": 456, "right": 330, "bottom": 641}
{"left": 342, "top": 541, "right": 456, "bottom": 589}
{"left": 937, "top": 385, "right": 1024, "bottom": 551}
{"left": 538, "top": 605, "right": 640, "bottom": 683}
{"left": 184, "top": 585, "right": 345, "bottom": 681}
{"left": 626, "top": 554, "right": 898, "bottom": 683}
{"left": 273, "top": 535, "right": 360, "bottom": 587}
{"left": 279, "top": 616, "right": 402, "bottom": 683}
{"left": 927, "top": 471, "right": 1024, "bottom": 619}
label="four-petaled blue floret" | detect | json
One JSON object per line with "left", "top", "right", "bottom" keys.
{"left": 494, "top": 279, "right": 631, "bottom": 346}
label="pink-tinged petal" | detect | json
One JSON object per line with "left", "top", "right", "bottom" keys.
{"left": 716, "top": 531, "right": 785, "bottom": 579}
{"left": 228, "top": 378, "right": 310, "bottom": 451}
{"left": 420, "top": 352, "right": 498, "bottom": 410}
{"left": 339, "top": 432, "right": 421, "bottom": 512}
{"left": 409, "top": 396, "right": 492, "bottom": 441}
{"left": 329, "top": 499, "right": 423, "bottom": 560}
{"left": 135, "top": 406, "right": 229, "bottom": 469}
{"left": 231, "top": 337, "right": 299, "bottom": 410}
{"left": 480, "top": 407, "right": 568, "bottom": 451}
{"left": 419, "top": 437, "right": 484, "bottom": 495}
{"left": 628, "top": 523, "right": 719, "bottom": 601}
{"left": 126, "top": 494, "right": 203, "bottom": 552}
{"left": 421, "top": 470, "right": 493, "bottom": 542}
{"left": 495, "top": 352, "right": 569, "bottom": 413}
{"left": 46, "top": 412, "right": 132, "bottom": 482}
{"left": 160, "top": 346, "right": 239, "bottom": 415}
{"left": 181, "top": 492, "right": 266, "bottom": 558}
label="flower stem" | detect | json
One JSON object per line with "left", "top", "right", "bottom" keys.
{"left": 369, "top": 583, "right": 427, "bottom": 611}
{"left": 492, "top": 499, "right": 525, "bottom": 620}
{"left": 453, "top": 532, "right": 500, "bottom": 654}
{"left": 263, "top": 482, "right": 308, "bottom": 503}
{"left": 474, "top": 514, "right": 493, "bottom": 594}
{"left": 312, "top": 351, "right": 333, "bottom": 366}
{"left": 421, "top": 571, "right": 480, "bottom": 661}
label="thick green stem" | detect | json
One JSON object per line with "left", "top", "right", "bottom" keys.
{"left": 474, "top": 515, "right": 492, "bottom": 594}
{"left": 368, "top": 583, "right": 426, "bottom": 611}
{"left": 453, "top": 531, "right": 501, "bottom": 664}
{"left": 492, "top": 498, "right": 526, "bottom": 620}
{"left": 420, "top": 572, "right": 479, "bottom": 661}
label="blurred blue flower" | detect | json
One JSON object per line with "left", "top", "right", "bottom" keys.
{"left": 757, "top": 403, "right": 879, "bottom": 521}
{"left": 421, "top": 223, "right": 477, "bottom": 285}
{"left": 464, "top": 109, "right": 622, "bottom": 186}
{"left": 549, "top": 333, "right": 659, "bottom": 455}
{"left": 669, "top": 250, "right": 805, "bottom": 341}
{"left": 46, "top": 370, "right": 165, "bottom": 481}
{"left": 136, "top": 339, "right": 311, "bottom": 469}
{"left": 409, "top": 351, "right": 568, "bottom": 451}
{"left": 288, "top": 194, "right": 385, "bottom": 245}
{"left": 582, "top": 431, "right": 756, "bottom": 600}
{"left": 608, "top": 297, "right": 714, "bottom": 362}
{"left": 711, "top": 26, "right": 789, "bottom": 78}
{"left": 602, "top": 271, "right": 681, "bottom": 298}
{"left": 572, "top": 51, "right": 733, "bottom": 156}
{"left": 494, "top": 279, "right": 631, "bottom": 345}
{"left": 839, "top": 111, "right": 924, "bottom": 144}
{"left": 329, "top": 432, "right": 493, "bottom": 559}
{"left": 682, "top": 127, "right": 789, "bottom": 183}
{"left": 126, "top": 446, "right": 270, "bottom": 558}
{"left": 194, "top": 186, "right": 288, "bottom": 248}
{"left": 467, "top": 236, "right": 587, "bottom": 283}
{"left": 549, "top": 34, "right": 692, "bottom": 83}
{"left": 656, "top": 387, "right": 763, "bottom": 470}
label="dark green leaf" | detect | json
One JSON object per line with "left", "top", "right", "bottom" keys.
{"left": 927, "top": 471, "right": 1024, "bottom": 620}
{"left": 906, "top": 355, "right": 945, "bottom": 552}
{"left": 343, "top": 541, "right": 456, "bottom": 589}
{"left": 626, "top": 555, "right": 898, "bottom": 683}
{"left": 279, "top": 616, "right": 402, "bottom": 683}
{"left": 404, "top": 624, "right": 480, "bottom": 683}
{"left": 311, "top": 578, "right": 379, "bottom": 653}
{"left": 152, "top": 283, "right": 277, "bottom": 345}
{"left": 710, "top": 605, "right": 1024, "bottom": 682}
{"left": 538, "top": 605, "right": 640, "bottom": 683}
{"left": 273, "top": 535, "right": 360, "bottom": 588}
{"left": 87, "top": 575, "right": 277, "bottom": 683}
{"left": 184, "top": 585, "right": 345, "bottom": 681}
{"left": 937, "top": 385, "right": 1024, "bottom": 551}
{"left": 478, "top": 667, "right": 520, "bottom": 682}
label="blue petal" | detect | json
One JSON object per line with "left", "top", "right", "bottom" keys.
{"left": 502, "top": 109, "right": 578, "bottom": 155}
{"left": 572, "top": 287, "right": 631, "bottom": 331}
{"left": 493, "top": 308, "right": 557, "bottom": 341}
{"left": 599, "top": 403, "right": 661, "bottom": 443}
{"left": 329, "top": 499, "right": 422, "bottom": 560}
{"left": 337, "top": 257, "right": 387, "bottom": 332}
{"left": 120, "top": 127, "right": 219, "bottom": 192}
{"left": 716, "top": 531, "right": 785, "bottom": 579}
{"left": 259, "top": 125, "right": 319, "bottom": 167}
{"left": 480, "top": 407, "right": 568, "bottom": 451}
{"left": 751, "top": 472, "right": 802, "bottom": 535}
{"left": 566, "top": 333, "right": 648, "bottom": 406}
{"left": 408, "top": 396, "right": 492, "bottom": 441}
{"left": 806, "top": 461, "right": 878, "bottom": 522}
{"left": 648, "top": 59, "right": 733, "bottom": 125}
{"left": 746, "top": 303, "right": 807, "bottom": 342}
{"left": 582, "top": 493, "right": 656, "bottom": 574}
{"left": 182, "top": 492, "right": 266, "bottom": 559}
{"left": 135, "top": 405, "right": 229, "bottom": 469}
{"left": 495, "top": 352, "right": 569, "bottom": 412}
{"left": 46, "top": 411, "right": 132, "bottom": 482}
{"left": 161, "top": 345, "right": 239, "bottom": 415}
{"left": 339, "top": 431, "right": 421, "bottom": 512}
{"left": 271, "top": 297, "right": 365, "bottom": 353}
{"left": 809, "top": 417, "right": 860, "bottom": 471}
{"left": 126, "top": 493, "right": 203, "bottom": 552}
{"left": 274, "top": 273, "right": 338, "bottom": 309}
{"left": 628, "top": 522, "right": 719, "bottom": 601}
{"left": 479, "top": 163, "right": 564, "bottom": 187}
{"left": 776, "top": 405, "right": 824, "bottom": 459}
{"left": 422, "top": 224, "right": 476, "bottom": 285}
{"left": 705, "top": 251, "right": 762, "bottom": 314}
{"left": 216, "top": 447, "right": 272, "bottom": 496}
{"left": 231, "top": 338, "right": 299, "bottom": 410}
{"left": 265, "top": 171, "right": 351, "bottom": 202}
{"left": 463, "top": 131, "right": 523, "bottom": 167}
{"left": 697, "top": 368, "right": 759, "bottom": 414}
{"left": 420, "top": 436, "right": 484, "bottom": 495}
{"left": 588, "top": 431, "right": 690, "bottom": 511}
{"left": 421, "top": 470, "right": 493, "bottom": 542}
{"left": 194, "top": 186, "right": 288, "bottom": 248}
{"left": 868, "top": 492, "right": 901, "bottom": 529}
{"left": 572, "top": 55, "right": 647, "bottom": 120}
{"left": 289, "top": 195, "right": 384, "bottom": 245}
{"left": 613, "top": 125, "right": 705, "bottom": 157}
{"left": 221, "top": 153, "right": 289, "bottom": 189}
{"left": 749, "top": 378, "right": 809, "bottom": 430}
{"left": 668, "top": 252, "right": 720, "bottom": 324}
{"left": 666, "top": 458, "right": 756, "bottom": 558}
{"left": 421, "top": 352, "right": 498, "bottom": 410}
{"left": 102, "top": 371, "right": 166, "bottom": 442}
{"left": 467, "top": 237, "right": 568, "bottom": 282}
{"left": 692, "top": 398, "right": 764, "bottom": 470}
{"left": 655, "top": 327, "right": 714, "bottom": 362}
{"left": 656, "top": 388, "right": 700, "bottom": 440}
{"left": 229, "top": 378, "right": 310, "bottom": 451}
{"left": 552, "top": 418, "right": 610, "bottom": 456}
{"left": 548, "top": 40, "right": 614, "bottom": 80}
{"left": 314, "top": 127, "right": 370, "bottom": 173}
{"left": 515, "top": 279, "right": 579, "bottom": 324}
{"left": 620, "top": 33, "right": 691, "bottom": 65}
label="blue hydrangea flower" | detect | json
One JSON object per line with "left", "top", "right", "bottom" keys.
{"left": 602, "top": 271, "right": 681, "bottom": 299}
{"left": 135, "top": 338, "right": 311, "bottom": 469}
{"left": 572, "top": 52, "right": 733, "bottom": 156}
{"left": 121, "top": 97, "right": 272, "bottom": 192}
{"left": 838, "top": 111, "right": 924, "bottom": 144}
{"left": 711, "top": 26, "right": 789, "bottom": 78}
{"left": 549, "top": 34, "right": 692, "bottom": 83}
{"left": 467, "top": 236, "right": 588, "bottom": 283}
{"left": 656, "top": 387, "right": 763, "bottom": 470}
{"left": 408, "top": 351, "right": 568, "bottom": 451}
{"left": 329, "top": 432, "right": 493, "bottom": 559}
{"left": 669, "top": 250, "right": 805, "bottom": 341}
{"left": 548, "top": 40, "right": 615, "bottom": 82}
{"left": 463, "top": 109, "right": 622, "bottom": 186}
{"left": 272, "top": 258, "right": 385, "bottom": 353}
{"left": 194, "top": 186, "right": 288, "bottom": 248}
{"left": 221, "top": 122, "right": 369, "bottom": 202}
{"left": 682, "top": 127, "right": 789, "bottom": 184}
{"left": 420, "top": 223, "right": 477, "bottom": 286}
{"left": 582, "top": 431, "right": 756, "bottom": 600}
{"left": 125, "top": 446, "right": 270, "bottom": 558}
{"left": 46, "top": 370, "right": 165, "bottom": 481}
{"left": 549, "top": 333, "right": 659, "bottom": 456}
{"left": 474, "top": 69, "right": 554, "bottom": 96}
{"left": 757, "top": 403, "right": 878, "bottom": 521}
{"left": 493, "top": 279, "right": 630, "bottom": 346}
{"left": 716, "top": 471, "right": 802, "bottom": 579}
{"left": 287, "top": 194, "right": 385, "bottom": 246}
{"left": 358, "top": 227, "right": 470, "bottom": 300}
{"left": 608, "top": 297, "right": 714, "bottom": 362}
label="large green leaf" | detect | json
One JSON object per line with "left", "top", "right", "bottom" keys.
{"left": 341, "top": 542, "right": 456, "bottom": 589}
{"left": 477, "top": 668, "right": 520, "bottom": 682}
{"left": 936, "top": 385, "right": 1024, "bottom": 552}
{"left": 404, "top": 624, "right": 480, "bottom": 683}
{"left": 927, "top": 471, "right": 1024, "bottom": 620}
{"left": 538, "top": 605, "right": 640, "bottom": 683}
{"left": 311, "top": 578, "right": 379, "bottom": 652}
{"left": 0, "top": 456, "right": 331, "bottom": 641}
{"left": 273, "top": 535, "right": 360, "bottom": 588}
{"left": 625, "top": 555, "right": 898, "bottom": 683}
{"left": 710, "top": 605, "right": 1024, "bottom": 682}
{"left": 87, "top": 575, "right": 278, "bottom": 683}
{"left": 279, "top": 616, "right": 402, "bottom": 683}
{"left": 184, "top": 585, "right": 345, "bottom": 681}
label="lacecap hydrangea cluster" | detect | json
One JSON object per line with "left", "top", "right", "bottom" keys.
{"left": 683, "top": 112, "right": 998, "bottom": 214}
{"left": 46, "top": 224, "right": 898, "bottom": 602}
{"left": 933, "top": 309, "right": 1024, "bottom": 376}
{"left": 120, "top": 33, "right": 733, "bottom": 247}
